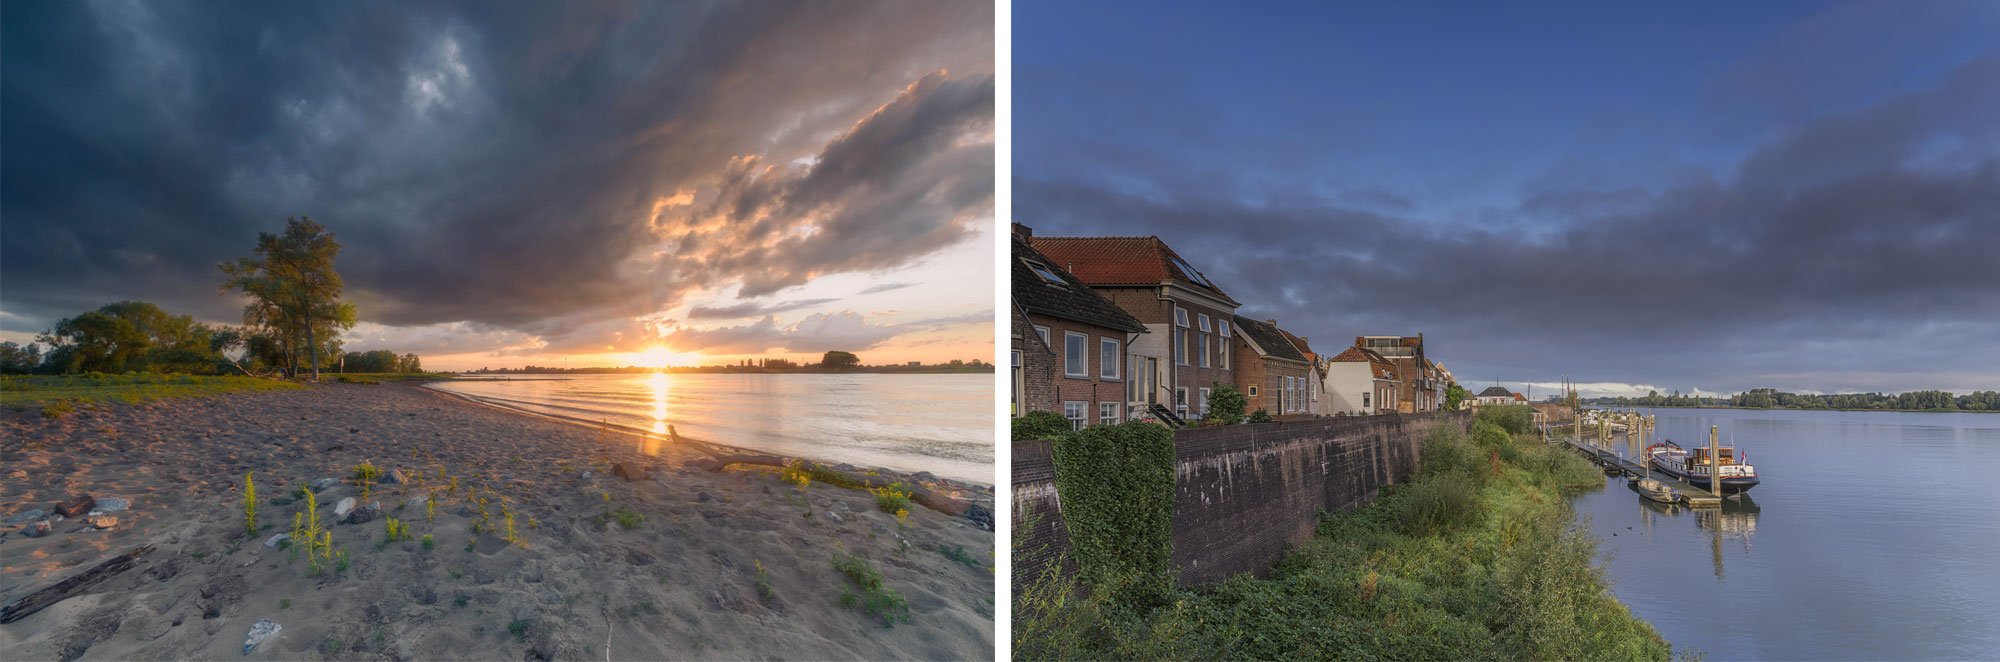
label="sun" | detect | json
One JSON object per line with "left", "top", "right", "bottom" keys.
{"left": 631, "top": 345, "right": 700, "bottom": 368}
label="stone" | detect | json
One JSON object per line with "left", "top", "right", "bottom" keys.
{"left": 264, "top": 533, "right": 289, "bottom": 548}
{"left": 22, "top": 520, "right": 51, "bottom": 538}
{"left": 310, "top": 477, "right": 340, "bottom": 492}
{"left": 333, "top": 497, "right": 357, "bottom": 518}
{"left": 95, "top": 497, "right": 131, "bottom": 513}
{"left": 823, "top": 511, "right": 844, "bottom": 524}
{"left": 385, "top": 468, "right": 408, "bottom": 484}
{"left": 4, "top": 508, "right": 45, "bottom": 524}
{"left": 579, "top": 471, "right": 594, "bottom": 480}
{"left": 243, "top": 619, "right": 281, "bottom": 655}
{"left": 89, "top": 515, "right": 118, "bottom": 529}
{"left": 612, "top": 462, "right": 648, "bottom": 482}
{"left": 344, "top": 501, "right": 382, "bottom": 525}
{"left": 964, "top": 503, "right": 994, "bottom": 531}
{"left": 913, "top": 471, "right": 937, "bottom": 482}
{"left": 833, "top": 500, "right": 851, "bottom": 512}
{"left": 696, "top": 492, "right": 713, "bottom": 503}
{"left": 54, "top": 495, "right": 96, "bottom": 518}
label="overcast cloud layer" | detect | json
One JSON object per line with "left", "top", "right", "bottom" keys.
{"left": 1017, "top": 1, "right": 1998, "bottom": 396}
{"left": 2, "top": 1, "right": 993, "bottom": 363}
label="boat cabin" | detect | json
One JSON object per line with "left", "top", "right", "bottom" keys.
{"left": 1689, "top": 447, "right": 1738, "bottom": 466}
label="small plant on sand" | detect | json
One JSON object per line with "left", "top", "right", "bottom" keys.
{"left": 422, "top": 534, "right": 435, "bottom": 551}
{"left": 471, "top": 495, "right": 493, "bottom": 535}
{"left": 501, "top": 503, "right": 523, "bottom": 547}
{"left": 291, "top": 488, "right": 335, "bottom": 574}
{"left": 383, "top": 517, "right": 411, "bottom": 545}
{"left": 242, "top": 472, "right": 259, "bottom": 538}
{"left": 352, "top": 462, "right": 381, "bottom": 501}
{"left": 447, "top": 476, "right": 460, "bottom": 498}
{"left": 426, "top": 491, "right": 438, "bottom": 523}
{"left": 895, "top": 508, "right": 910, "bottom": 526}
{"left": 612, "top": 508, "right": 644, "bottom": 530}
{"left": 507, "top": 619, "right": 531, "bottom": 642}
{"left": 279, "top": 598, "right": 291, "bottom": 610}
{"left": 870, "top": 482, "right": 913, "bottom": 515}
{"left": 832, "top": 550, "right": 911, "bottom": 627}
{"left": 333, "top": 548, "right": 350, "bottom": 574}
{"left": 939, "top": 545, "right": 985, "bottom": 571}
{"left": 781, "top": 466, "right": 812, "bottom": 493}
{"left": 40, "top": 398, "right": 76, "bottom": 419}
{"left": 755, "top": 560, "right": 776, "bottom": 604}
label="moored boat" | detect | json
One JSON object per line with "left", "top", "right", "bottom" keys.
{"left": 1646, "top": 439, "right": 1760, "bottom": 495}
{"left": 1635, "top": 478, "right": 1679, "bottom": 504}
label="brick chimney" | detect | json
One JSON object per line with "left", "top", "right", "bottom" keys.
{"left": 1011, "top": 222, "right": 1033, "bottom": 238}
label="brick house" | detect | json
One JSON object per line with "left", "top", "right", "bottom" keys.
{"left": 1321, "top": 346, "right": 1400, "bottom": 415}
{"left": 1230, "top": 316, "right": 1315, "bottom": 419}
{"left": 1276, "top": 327, "right": 1331, "bottom": 416}
{"left": 1028, "top": 232, "right": 1239, "bottom": 423}
{"left": 1353, "top": 335, "right": 1442, "bottom": 412}
{"left": 1011, "top": 228, "right": 1149, "bottom": 430}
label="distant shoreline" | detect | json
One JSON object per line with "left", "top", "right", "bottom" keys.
{"left": 1590, "top": 403, "right": 2000, "bottom": 414}
{"left": 459, "top": 367, "right": 993, "bottom": 376}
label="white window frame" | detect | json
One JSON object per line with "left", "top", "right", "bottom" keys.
{"left": 1197, "top": 313, "right": 1211, "bottom": 333}
{"left": 1034, "top": 325, "right": 1050, "bottom": 347}
{"left": 1063, "top": 332, "right": 1088, "bottom": 378}
{"left": 1198, "top": 387, "right": 1211, "bottom": 418}
{"left": 1174, "top": 326, "right": 1187, "bottom": 366}
{"left": 1025, "top": 259, "right": 1066, "bottom": 284}
{"left": 1099, "top": 337, "right": 1121, "bottom": 380}
{"left": 1249, "top": 385, "right": 1259, "bottom": 396}
{"left": 1219, "top": 331, "right": 1230, "bottom": 370}
{"left": 1011, "top": 350, "right": 1023, "bottom": 417}
{"left": 1175, "top": 387, "right": 1190, "bottom": 418}
{"left": 1099, "top": 401, "right": 1120, "bottom": 426}
{"left": 1283, "top": 377, "right": 1294, "bottom": 413}
{"left": 1219, "top": 320, "right": 1231, "bottom": 338}
{"left": 1064, "top": 401, "right": 1088, "bottom": 430}
{"left": 1199, "top": 332, "right": 1210, "bottom": 368}
{"left": 1174, "top": 306, "right": 1190, "bottom": 328}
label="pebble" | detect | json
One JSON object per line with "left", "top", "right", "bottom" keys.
{"left": 334, "top": 497, "right": 357, "bottom": 518}
{"left": 310, "top": 477, "right": 340, "bottom": 492}
{"left": 385, "top": 468, "right": 408, "bottom": 484}
{"left": 264, "top": 533, "right": 290, "bottom": 548}
{"left": 243, "top": 619, "right": 282, "bottom": 655}
{"left": 344, "top": 502, "right": 382, "bottom": 525}
{"left": 89, "top": 515, "right": 118, "bottom": 529}
{"left": 824, "top": 511, "right": 844, "bottom": 524}
{"left": 697, "top": 492, "right": 713, "bottom": 502}
{"left": 964, "top": 503, "right": 994, "bottom": 531}
{"left": 95, "top": 497, "right": 132, "bottom": 513}
{"left": 22, "top": 520, "right": 52, "bottom": 538}
{"left": 4, "top": 509, "right": 45, "bottom": 524}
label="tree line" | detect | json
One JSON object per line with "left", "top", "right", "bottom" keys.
{"left": 1582, "top": 388, "right": 2000, "bottom": 411}
{"left": 0, "top": 217, "right": 421, "bottom": 379}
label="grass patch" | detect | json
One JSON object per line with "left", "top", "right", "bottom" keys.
{"left": 331, "top": 372, "right": 456, "bottom": 382}
{"left": 1012, "top": 424, "right": 1672, "bottom": 661}
{"left": 939, "top": 544, "right": 987, "bottom": 571}
{"left": 832, "top": 551, "right": 911, "bottom": 627}
{"left": 612, "top": 508, "right": 644, "bottom": 530}
{"left": 507, "top": 619, "right": 530, "bottom": 642}
{"left": 1, "top": 373, "right": 301, "bottom": 409}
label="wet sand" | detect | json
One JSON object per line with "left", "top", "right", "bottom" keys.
{"left": 0, "top": 382, "right": 994, "bottom": 661}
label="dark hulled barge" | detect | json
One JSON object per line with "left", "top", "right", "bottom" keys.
{"left": 1646, "top": 440, "right": 1760, "bottom": 495}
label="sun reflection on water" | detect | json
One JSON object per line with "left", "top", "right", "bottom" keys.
{"left": 644, "top": 372, "right": 670, "bottom": 454}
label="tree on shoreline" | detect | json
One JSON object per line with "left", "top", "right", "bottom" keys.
{"left": 220, "top": 217, "right": 355, "bottom": 382}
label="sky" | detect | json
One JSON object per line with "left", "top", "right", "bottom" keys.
{"left": 1016, "top": 0, "right": 2000, "bottom": 398}
{"left": 1, "top": 1, "right": 994, "bottom": 371}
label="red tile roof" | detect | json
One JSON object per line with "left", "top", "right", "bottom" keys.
{"left": 1277, "top": 327, "right": 1317, "bottom": 363}
{"left": 1328, "top": 346, "right": 1398, "bottom": 380}
{"left": 1027, "top": 235, "right": 1239, "bottom": 305}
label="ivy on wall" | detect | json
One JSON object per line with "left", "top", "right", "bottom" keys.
{"left": 1049, "top": 419, "right": 1177, "bottom": 604}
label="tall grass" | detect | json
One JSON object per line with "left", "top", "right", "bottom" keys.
{"left": 1, "top": 373, "right": 300, "bottom": 409}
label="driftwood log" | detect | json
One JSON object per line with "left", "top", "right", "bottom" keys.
{"left": 0, "top": 545, "right": 155, "bottom": 624}
{"left": 670, "top": 426, "right": 969, "bottom": 517}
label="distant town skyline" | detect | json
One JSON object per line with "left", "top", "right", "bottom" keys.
{"left": 1, "top": 2, "right": 995, "bottom": 371}
{"left": 1016, "top": 0, "right": 1999, "bottom": 396}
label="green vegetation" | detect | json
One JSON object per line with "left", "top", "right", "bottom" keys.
{"left": 870, "top": 482, "right": 912, "bottom": 515}
{"left": 351, "top": 462, "right": 380, "bottom": 501}
{"left": 1012, "top": 410, "right": 1073, "bottom": 441}
{"left": 1246, "top": 409, "right": 1273, "bottom": 423}
{"left": 755, "top": 560, "right": 776, "bottom": 604}
{"left": 1206, "top": 383, "right": 1247, "bottom": 425}
{"left": 612, "top": 508, "right": 644, "bottom": 530}
{"left": 243, "top": 472, "right": 259, "bottom": 538}
{"left": 832, "top": 550, "right": 911, "bottom": 627}
{"left": 383, "top": 517, "right": 411, "bottom": 545}
{"left": 507, "top": 619, "right": 531, "bottom": 642}
{"left": 422, "top": 534, "right": 435, "bottom": 551}
{"left": 1444, "top": 382, "right": 1469, "bottom": 411}
{"left": 1014, "top": 416, "right": 1670, "bottom": 661}
{"left": 289, "top": 488, "right": 336, "bottom": 575}
{"left": 219, "top": 217, "right": 355, "bottom": 382}
{"left": 0, "top": 373, "right": 301, "bottom": 409}
{"left": 819, "top": 350, "right": 861, "bottom": 370}
{"left": 1048, "top": 420, "right": 1176, "bottom": 605}
{"left": 939, "top": 544, "right": 987, "bottom": 571}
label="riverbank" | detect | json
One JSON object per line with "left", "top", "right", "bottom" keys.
{"left": 1015, "top": 409, "right": 1672, "bottom": 660}
{"left": 0, "top": 382, "right": 994, "bottom": 660}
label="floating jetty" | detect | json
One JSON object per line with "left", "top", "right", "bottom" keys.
{"left": 1560, "top": 436, "right": 1722, "bottom": 507}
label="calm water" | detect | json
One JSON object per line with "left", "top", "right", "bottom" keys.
{"left": 1572, "top": 408, "right": 2000, "bottom": 660}
{"left": 428, "top": 373, "right": 993, "bottom": 483}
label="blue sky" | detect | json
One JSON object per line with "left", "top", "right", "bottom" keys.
{"left": 1016, "top": 0, "right": 2000, "bottom": 396}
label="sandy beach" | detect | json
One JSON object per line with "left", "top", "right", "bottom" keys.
{"left": 0, "top": 382, "right": 995, "bottom": 661}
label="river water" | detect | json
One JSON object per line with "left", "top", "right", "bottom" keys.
{"left": 1570, "top": 408, "right": 2000, "bottom": 660}
{"left": 427, "top": 373, "right": 993, "bottom": 484}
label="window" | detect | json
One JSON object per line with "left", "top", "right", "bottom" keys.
{"left": 1100, "top": 338, "right": 1121, "bottom": 379}
{"left": 1218, "top": 320, "right": 1231, "bottom": 338}
{"left": 1219, "top": 328, "right": 1230, "bottom": 369}
{"left": 1249, "top": 385, "right": 1259, "bottom": 396}
{"left": 1025, "top": 259, "right": 1066, "bottom": 284}
{"left": 1198, "top": 387, "right": 1211, "bottom": 418}
{"left": 1064, "top": 332, "right": 1087, "bottom": 378}
{"left": 1199, "top": 332, "right": 1210, "bottom": 368}
{"left": 1064, "top": 401, "right": 1088, "bottom": 430}
{"left": 1176, "top": 387, "right": 1190, "bottom": 418}
{"left": 1174, "top": 326, "right": 1187, "bottom": 365}
{"left": 1363, "top": 392, "right": 1371, "bottom": 409}
{"left": 1126, "top": 355, "right": 1141, "bottom": 402}
{"left": 1034, "top": 325, "right": 1050, "bottom": 347}
{"left": 1169, "top": 255, "right": 1215, "bottom": 288}
{"left": 1100, "top": 402, "right": 1121, "bottom": 425}
{"left": 1174, "top": 306, "right": 1191, "bottom": 328}
{"left": 1281, "top": 377, "right": 1291, "bottom": 413}
{"left": 1011, "top": 350, "right": 1023, "bottom": 417}
{"left": 1197, "top": 314, "right": 1211, "bottom": 333}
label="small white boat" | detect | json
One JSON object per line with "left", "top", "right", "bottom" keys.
{"left": 1635, "top": 478, "right": 1679, "bottom": 504}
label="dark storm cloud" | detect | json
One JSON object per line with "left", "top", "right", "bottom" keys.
{"left": 685, "top": 298, "right": 838, "bottom": 320}
{"left": 0, "top": 0, "right": 993, "bottom": 349}
{"left": 1019, "top": 54, "right": 2000, "bottom": 394}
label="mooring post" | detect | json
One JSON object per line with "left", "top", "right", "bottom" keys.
{"left": 1709, "top": 425, "right": 1721, "bottom": 498}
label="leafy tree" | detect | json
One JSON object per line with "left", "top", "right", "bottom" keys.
{"left": 1013, "top": 411, "right": 1074, "bottom": 441}
{"left": 37, "top": 310, "right": 149, "bottom": 373}
{"left": 820, "top": 350, "right": 860, "bottom": 370}
{"left": 1443, "top": 383, "right": 1469, "bottom": 411}
{"left": 1207, "top": 382, "right": 1247, "bottom": 424}
{"left": 220, "top": 217, "right": 355, "bottom": 381}
{"left": 0, "top": 342, "right": 42, "bottom": 374}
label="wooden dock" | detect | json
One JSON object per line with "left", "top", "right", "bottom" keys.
{"left": 1558, "top": 437, "right": 1722, "bottom": 507}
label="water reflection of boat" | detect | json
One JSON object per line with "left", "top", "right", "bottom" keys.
{"left": 1646, "top": 439, "right": 1761, "bottom": 495}
{"left": 1697, "top": 494, "right": 1760, "bottom": 540}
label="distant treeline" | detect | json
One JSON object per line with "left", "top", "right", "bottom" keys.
{"left": 1584, "top": 388, "right": 2000, "bottom": 412}
{"left": 466, "top": 360, "right": 994, "bottom": 375}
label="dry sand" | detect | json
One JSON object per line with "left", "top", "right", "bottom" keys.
{"left": 0, "top": 382, "right": 994, "bottom": 661}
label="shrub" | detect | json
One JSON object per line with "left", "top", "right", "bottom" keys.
{"left": 351, "top": 462, "right": 381, "bottom": 501}
{"left": 870, "top": 482, "right": 912, "bottom": 514}
{"left": 1247, "top": 409, "right": 1273, "bottom": 423}
{"left": 1476, "top": 404, "right": 1536, "bottom": 435}
{"left": 612, "top": 508, "right": 644, "bottom": 530}
{"left": 1418, "top": 425, "right": 1480, "bottom": 478}
{"left": 1395, "top": 475, "right": 1482, "bottom": 537}
{"left": 833, "top": 551, "right": 911, "bottom": 627}
{"left": 1013, "top": 410, "right": 1073, "bottom": 441}
{"left": 1207, "top": 383, "right": 1247, "bottom": 424}
{"left": 1049, "top": 420, "right": 1176, "bottom": 606}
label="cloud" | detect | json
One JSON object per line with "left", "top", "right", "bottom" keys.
{"left": 1019, "top": 54, "right": 2000, "bottom": 394}
{"left": 0, "top": 2, "right": 993, "bottom": 348}
{"left": 857, "top": 282, "right": 918, "bottom": 295}
{"left": 661, "top": 311, "right": 908, "bottom": 355}
{"left": 686, "top": 298, "right": 838, "bottom": 320}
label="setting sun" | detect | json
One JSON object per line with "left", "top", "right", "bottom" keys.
{"left": 630, "top": 345, "right": 701, "bottom": 368}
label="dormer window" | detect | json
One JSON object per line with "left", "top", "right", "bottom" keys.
{"left": 1024, "top": 259, "right": 1066, "bottom": 285}
{"left": 1168, "top": 255, "right": 1215, "bottom": 288}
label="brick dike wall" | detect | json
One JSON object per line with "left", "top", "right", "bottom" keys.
{"left": 1012, "top": 411, "right": 1473, "bottom": 588}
